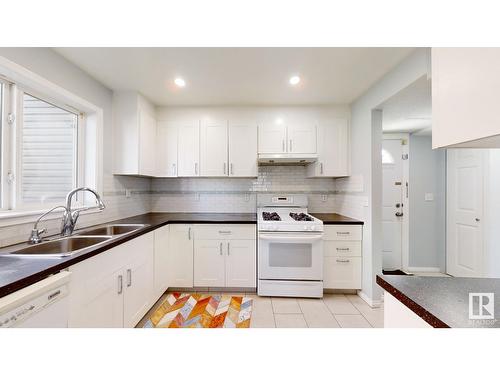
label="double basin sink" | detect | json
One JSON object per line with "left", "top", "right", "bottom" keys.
{"left": 3, "top": 224, "right": 148, "bottom": 258}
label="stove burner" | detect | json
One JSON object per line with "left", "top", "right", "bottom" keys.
{"left": 262, "top": 212, "right": 281, "bottom": 221}
{"left": 289, "top": 212, "right": 313, "bottom": 221}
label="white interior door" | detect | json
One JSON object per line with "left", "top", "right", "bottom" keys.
{"left": 447, "top": 149, "right": 484, "bottom": 277}
{"left": 382, "top": 139, "right": 403, "bottom": 270}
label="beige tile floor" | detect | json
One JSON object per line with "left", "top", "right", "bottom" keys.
{"left": 249, "top": 293, "right": 383, "bottom": 328}
{"left": 139, "top": 291, "right": 384, "bottom": 328}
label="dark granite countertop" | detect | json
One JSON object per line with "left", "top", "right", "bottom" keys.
{"left": 0, "top": 212, "right": 256, "bottom": 299}
{"left": 310, "top": 213, "right": 363, "bottom": 225}
{"left": 377, "top": 274, "right": 500, "bottom": 328}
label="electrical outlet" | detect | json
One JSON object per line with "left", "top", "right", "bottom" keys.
{"left": 244, "top": 193, "right": 250, "bottom": 202}
{"left": 194, "top": 193, "right": 200, "bottom": 201}
{"left": 125, "top": 189, "right": 131, "bottom": 198}
{"left": 321, "top": 194, "right": 327, "bottom": 202}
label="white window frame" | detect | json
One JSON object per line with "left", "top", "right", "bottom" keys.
{"left": 0, "top": 55, "right": 103, "bottom": 226}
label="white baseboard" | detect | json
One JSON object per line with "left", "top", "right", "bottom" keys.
{"left": 357, "top": 290, "right": 382, "bottom": 308}
{"left": 406, "top": 267, "right": 441, "bottom": 273}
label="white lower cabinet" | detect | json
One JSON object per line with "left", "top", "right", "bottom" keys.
{"left": 68, "top": 233, "right": 154, "bottom": 328}
{"left": 225, "top": 239, "right": 256, "bottom": 288}
{"left": 194, "top": 240, "right": 226, "bottom": 287}
{"left": 193, "top": 225, "right": 256, "bottom": 288}
{"left": 153, "top": 225, "right": 169, "bottom": 300}
{"left": 167, "top": 224, "right": 194, "bottom": 288}
{"left": 323, "top": 224, "right": 363, "bottom": 289}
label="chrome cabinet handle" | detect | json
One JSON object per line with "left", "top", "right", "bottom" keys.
{"left": 218, "top": 230, "right": 232, "bottom": 235}
{"left": 320, "top": 162, "right": 324, "bottom": 174}
{"left": 219, "top": 242, "right": 223, "bottom": 255}
{"left": 227, "top": 242, "right": 230, "bottom": 256}
{"left": 118, "top": 275, "right": 123, "bottom": 294}
{"left": 127, "top": 269, "right": 132, "bottom": 287}
{"left": 230, "top": 163, "right": 234, "bottom": 175}
{"left": 194, "top": 162, "right": 198, "bottom": 175}
{"left": 223, "top": 162, "right": 227, "bottom": 175}
{"left": 188, "top": 227, "right": 192, "bottom": 240}
{"left": 337, "top": 231, "right": 350, "bottom": 235}
{"left": 336, "top": 247, "right": 350, "bottom": 251}
{"left": 336, "top": 259, "right": 350, "bottom": 264}
{"left": 172, "top": 163, "right": 176, "bottom": 176}
{"left": 282, "top": 139, "right": 285, "bottom": 152}
{"left": 289, "top": 139, "right": 292, "bottom": 151}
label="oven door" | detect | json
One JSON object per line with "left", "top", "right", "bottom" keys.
{"left": 258, "top": 232, "right": 323, "bottom": 281}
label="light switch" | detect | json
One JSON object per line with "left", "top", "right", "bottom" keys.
{"left": 425, "top": 193, "right": 434, "bottom": 201}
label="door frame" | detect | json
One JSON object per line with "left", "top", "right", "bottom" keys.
{"left": 382, "top": 133, "right": 410, "bottom": 272}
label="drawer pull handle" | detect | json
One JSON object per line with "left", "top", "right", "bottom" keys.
{"left": 336, "top": 248, "right": 350, "bottom": 251}
{"left": 337, "top": 232, "right": 350, "bottom": 235}
{"left": 219, "top": 231, "right": 232, "bottom": 234}
{"left": 336, "top": 259, "right": 350, "bottom": 264}
{"left": 48, "top": 290, "right": 61, "bottom": 301}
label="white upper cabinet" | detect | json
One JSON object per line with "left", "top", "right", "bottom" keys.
{"left": 307, "top": 119, "right": 350, "bottom": 177}
{"left": 229, "top": 123, "right": 258, "bottom": 177}
{"left": 113, "top": 92, "right": 157, "bottom": 176}
{"left": 156, "top": 122, "right": 178, "bottom": 177}
{"left": 177, "top": 122, "right": 200, "bottom": 177}
{"left": 258, "top": 122, "right": 316, "bottom": 154}
{"left": 258, "top": 123, "right": 287, "bottom": 153}
{"left": 287, "top": 123, "right": 317, "bottom": 154}
{"left": 432, "top": 48, "right": 500, "bottom": 148}
{"left": 200, "top": 120, "right": 229, "bottom": 177}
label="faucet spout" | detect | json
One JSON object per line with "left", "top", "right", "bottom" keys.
{"left": 61, "top": 187, "right": 106, "bottom": 236}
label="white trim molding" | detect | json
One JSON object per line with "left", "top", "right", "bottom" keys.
{"left": 357, "top": 290, "right": 383, "bottom": 308}
{"left": 406, "top": 267, "right": 442, "bottom": 273}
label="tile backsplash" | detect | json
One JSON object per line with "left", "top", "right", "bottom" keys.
{"left": 0, "top": 166, "right": 366, "bottom": 247}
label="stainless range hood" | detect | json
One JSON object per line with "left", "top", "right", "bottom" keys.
{"left": 258, "top": 153, "right": 318, "bottom": 165}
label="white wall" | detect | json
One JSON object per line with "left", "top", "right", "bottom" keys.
{"left": 0, "top": 48, "right": 151, "bottom": 246}
{"left": 408, "top": 134, "right": 446, "bottom": 270}
{"left": 338, "top": 48, "right": 430, "bottom": 305}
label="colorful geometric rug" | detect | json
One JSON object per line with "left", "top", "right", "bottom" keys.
{"left": 142, "top": 293, "right": 253, "bottom": 328}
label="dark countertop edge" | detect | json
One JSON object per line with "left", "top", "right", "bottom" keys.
{"left": 376, "top": 275, "right": 449, "bottom": 328}
{"left": 0, "top": 213, "right": 257, "bottom": 299}
{"left": 309, "top": 213, "right": 364, "bottom": 225}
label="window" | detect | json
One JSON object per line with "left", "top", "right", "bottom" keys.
{"left": 19, "top": 94, "right": 78, "bottom": 205}
{"left": 0, "top": 80, "right": 85, "bottom": 212}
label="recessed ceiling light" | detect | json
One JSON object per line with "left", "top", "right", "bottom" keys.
{"left": 289, "top": 76, "right": 300, "bottom": 85}
{"left": 174, "top": 77, "right": 186, "bottom": 87}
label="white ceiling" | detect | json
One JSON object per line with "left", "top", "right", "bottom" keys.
{"left": 381, "top": 75, "right": 431, "bottom": 133}
{"left": 54, "top": 47, "right": 415, "bottom": 106}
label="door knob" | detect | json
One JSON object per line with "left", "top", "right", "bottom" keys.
{"left": 395, "top": 212, "right": 403, "bottom": 217}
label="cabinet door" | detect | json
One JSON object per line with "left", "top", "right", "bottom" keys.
{"left": 258, "top": 123, "right": 286, "bottom": 153}
{"left": 178, "top": 123, "right": 200, "bottom": 176}
{"left": 157, "top": 122, "right": 178, "bottom": 177}
{"left": 194, "top": 240, "right": 226, "bottom": 287}
{"left": 323, "top": 256, "right": 362, "bottom": 289}
{"left": 229, "top": 123, "right": 258, "bottom": 177}
{"left": 167, "top": 224, "right": 194, "bottom": 288}
{"left": 123, "top": 234, "right": 154, "bottom": 328}
{"left": 225, "top": 240, "right": 256, "bottom": 288}
{"left": 200, "top": 121, "right": 228, "bottom": 176}
{"left": 138, "top": 110, "right": 157, "bottom": 176}
{"left": 68, "top": 248, "right": 125, "bottom": 328}
{"left": 153, "top": 226, "right": 169, "bottom": 300}
{"left": 287, "top": 123, "right": 317, "bottom": 153}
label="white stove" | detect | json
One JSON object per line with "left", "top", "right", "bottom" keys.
{"left": 257, "top": 194, "right": 324, "bottom": 298}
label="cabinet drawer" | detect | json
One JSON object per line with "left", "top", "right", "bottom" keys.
{"left": 324, "top": 241, "right": 361, "bottom": 257}
{"left": 324, "top": 257, "right": 362, "bottom": 289}
{"left": 194, "top": 224, "right": 256, "bottom": 240}
{"left": 324, "top": 225, "right": 362, "bottom": 241}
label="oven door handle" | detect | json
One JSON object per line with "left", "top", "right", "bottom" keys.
{"left": 258, "top": 234, "right": 323, "bottom": 241}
